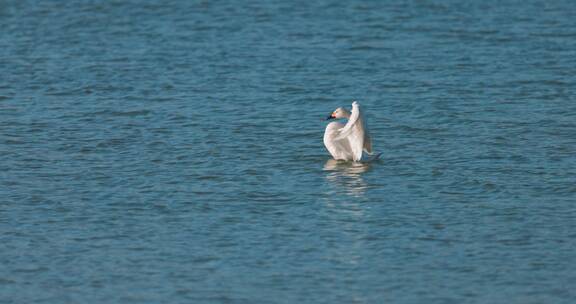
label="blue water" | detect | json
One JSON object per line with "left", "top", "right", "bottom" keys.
{"left": 1, "top": 1, "right": 575, "bottom": 303}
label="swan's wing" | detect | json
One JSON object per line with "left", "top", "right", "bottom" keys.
{"left": 336, "top": 101, "right": 366, "bottom": 161}
{"left": 363, "top": 125, "right": 373, "bottom": 153}
{"left": 347, "top": 124, "right": 364, "bottom": 161}
{"left": 337, "top": 101, "right": 360, "bottom": 139}
{"left": 324, "top": 122, "right": 354, "bottom": 160}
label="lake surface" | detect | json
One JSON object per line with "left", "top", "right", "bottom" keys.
{"left": 1, "top": 0, "right": 575, "bottom": 303}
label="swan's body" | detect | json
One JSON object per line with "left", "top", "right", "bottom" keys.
{"left": 323, "top": 101, "right": 380, "bottom": 162}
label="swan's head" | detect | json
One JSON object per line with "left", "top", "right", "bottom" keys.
{"left": 326, "top": 107, "right": 350, "bottom": 120}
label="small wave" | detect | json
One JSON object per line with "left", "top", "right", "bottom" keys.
{"left": 88, "top": 109, "right": 152, "bottom": 117}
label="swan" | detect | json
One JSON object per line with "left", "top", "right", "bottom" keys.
{"left": 324, "top": 101, "right": 380, "bottom": 162}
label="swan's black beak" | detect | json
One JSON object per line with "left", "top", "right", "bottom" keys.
{"left": 326, "top": 114, "right": 335, "bottom": 120}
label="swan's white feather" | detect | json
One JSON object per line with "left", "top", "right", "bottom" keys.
{"left": 324, "top": 101, "right": 378, "bottom": 162}
{"left": 323, "top": 122, "right": 354, "bottom": 161}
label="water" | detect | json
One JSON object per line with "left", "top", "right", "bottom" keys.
{"left": 1, "top": 0, "right": 575, "bottom": 303}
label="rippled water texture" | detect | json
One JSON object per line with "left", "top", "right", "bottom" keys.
{"left": 1, "top": 0, "right": 575, "bottom": 303}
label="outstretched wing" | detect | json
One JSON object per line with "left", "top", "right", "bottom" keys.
{"left": 323, "top": 122, "right": 354, "bottom": 160}
{"left": 337, "top": 101, "right": 360, "bottom": 139}
{"left": 363, "top": 127, "right": 373, "bottom": 153}
{"left": 336, "top": 101, "right": 367, "bottom": 161}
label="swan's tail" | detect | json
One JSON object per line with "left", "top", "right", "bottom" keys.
{"left": 360, "top": 151, "right": 382, "bottom": 162}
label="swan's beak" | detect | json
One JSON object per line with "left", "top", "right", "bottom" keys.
{"left": 326, "top": 114, "right": 335, "bottom": 120}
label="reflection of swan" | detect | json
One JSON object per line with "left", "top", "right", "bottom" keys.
{"left": 324, "top": 159, "right": 370, "bottom": 174}
{"left": 323, "top": 159, "right": 371, "bottom": 197}
{"left": 324, "top": 101, "right": 381, "bottom": 162}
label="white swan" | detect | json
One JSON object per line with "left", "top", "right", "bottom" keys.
{"left": 323, "top": 101, "right": 380, "bottom": 162}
